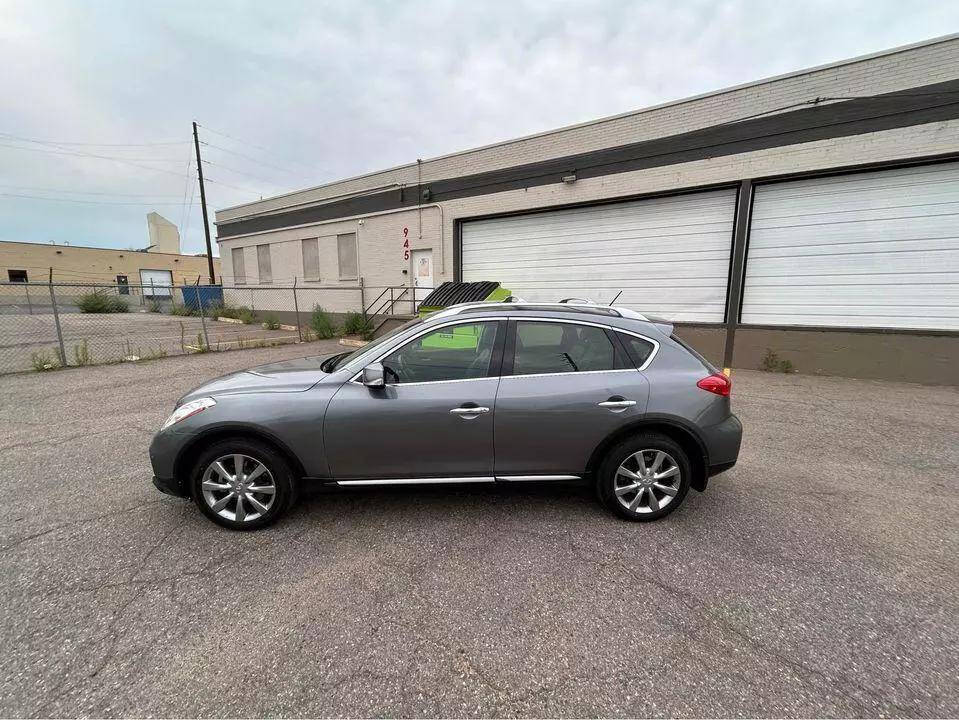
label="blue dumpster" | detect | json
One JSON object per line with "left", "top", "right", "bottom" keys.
{"left": 180, "top": 285, "right": 223, "bottom": 313}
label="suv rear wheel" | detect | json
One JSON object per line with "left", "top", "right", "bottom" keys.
{"left": 597, "top": 433, "right": 691, "bottom": 521}
{"left": 190, "top": 438, "right": 296, "bottom": 530}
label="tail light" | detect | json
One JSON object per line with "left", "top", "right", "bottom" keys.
{"left": 697, "top": 372, "right": 731, "bottom": 397}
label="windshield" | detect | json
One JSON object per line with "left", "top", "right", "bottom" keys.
{"left": 332, "top": 317, "right": 423, "bottom": 372}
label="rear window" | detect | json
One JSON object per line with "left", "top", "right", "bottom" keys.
{"left": 670, "top": 334, "right": 717, "bottom": 373}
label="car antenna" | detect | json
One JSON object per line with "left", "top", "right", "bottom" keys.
{"left": 609, "top": 290, "right": 623, "bottom": 305}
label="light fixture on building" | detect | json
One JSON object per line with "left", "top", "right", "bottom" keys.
{"left": 562, "top": 172, "right": 577, "bottom": 184}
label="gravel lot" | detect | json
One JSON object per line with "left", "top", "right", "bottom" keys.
{"left": 1, "top": 346, "right": 957, "bottom": 717}
{"left": 0, "top": 311, "right": 302, "bottom": 374}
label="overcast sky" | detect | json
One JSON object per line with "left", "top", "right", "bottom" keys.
{"left": 1, "top": 0, "right": 957, "bottom": 256}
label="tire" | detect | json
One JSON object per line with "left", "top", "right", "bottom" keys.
{"left": 596, "top": 433, "right": 691, "bottom": 522}
{"left": 190, "top": 437, "right": 296, "bottom": 530}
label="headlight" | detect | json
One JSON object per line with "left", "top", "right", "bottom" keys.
{"left": 161, "top": 397, "right": 216, "bottom": 430}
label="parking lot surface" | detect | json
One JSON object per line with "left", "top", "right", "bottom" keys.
{"left": 1, "top": 346, "right": 957, "bottom": 717}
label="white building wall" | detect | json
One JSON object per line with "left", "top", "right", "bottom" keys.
{"left": 213, "top": 36, "right": 959, "bottom": 318}
{"left": 216, "top": 35, "right": 959, "bottom": 223}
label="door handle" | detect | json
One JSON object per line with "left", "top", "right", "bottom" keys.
{"left": 450, "top": 406, "right": 490, "bottom": 415}
{"left": 598, "top": 399, "right": 636, "bottom": 409}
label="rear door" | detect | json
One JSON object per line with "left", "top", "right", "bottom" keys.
{"left": 492, "top": 319, "right": 651, "bottom": 478}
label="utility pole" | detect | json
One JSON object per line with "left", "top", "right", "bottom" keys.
{"left": 192, "top": 121, "right": 216, "bottom": 284}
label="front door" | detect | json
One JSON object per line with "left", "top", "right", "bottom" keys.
{"left": 493, "top": 319, "right": 650, "bottom": 476}
{"left": 411, "top": 249, "right": 433, "bottom": 307}
{"left": 324, "top": 319, "right": 504, "bottom": 480}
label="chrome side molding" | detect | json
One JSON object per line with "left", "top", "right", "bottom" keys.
{"left": 336, "top": 477, "right": 495, "bottom": 486}
{"left": 335, "top": 475, "right": 582, "bottom": 486}
{"left": 496, "top": 475, "right": 582, "bottom": 482}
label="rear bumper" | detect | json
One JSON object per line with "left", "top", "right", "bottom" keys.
{"left": 702, "top": 413, "right": 743, "bottom": 476}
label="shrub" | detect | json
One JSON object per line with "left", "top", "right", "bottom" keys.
{"left": 262, "top": 314, "right": 281, "bottom": 330}
{"left": 218, "top": 305, "right": 256, "bottom": 324}
{"left": 309, "top": 305, "right": 338, "bottom": 339}
{"left": 30, "top": 349, "right": 60, "bottom": 372}
{"left": 76, "top": 291, "right": 128, "bottom": 314}
{"left": 343, "top": 312, "right": 372, "bottom": 337}
{"left": 169, "top": 304, "right": 195, "bottom": 317}
{"left": 73, "top": 339, "right": 92, "bottom": 366}
{"left": 761, "top": 348, "right": 795, "bottom": 373}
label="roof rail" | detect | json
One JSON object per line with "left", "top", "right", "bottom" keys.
{"left": 429, "top": 301, "right": 650, "bottom": 322}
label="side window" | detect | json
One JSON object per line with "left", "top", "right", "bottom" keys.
{"left": 512, "top": 321, "right": 619, "bottom": 375}
{"left": 618, "top": 333, "right": 655, "bottom": 367}
{"left": 382, "top": 322, "right": 498, "bottom": 384}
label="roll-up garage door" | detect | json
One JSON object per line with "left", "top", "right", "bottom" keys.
{"left": 461, "top": 189, "right": 738, "bottom": 322}
{"left": 139, "top": 269, "right": 173, "bottom": 297}
{"left": 741, "top": 162, "right": 959, "bottom": 330}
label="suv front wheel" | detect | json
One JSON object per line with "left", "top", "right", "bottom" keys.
{"left": 597, "top": 433, "right": 691, "bottom": 521}
{"left": 190, "top": 438, "right": 296, "bottom": 530}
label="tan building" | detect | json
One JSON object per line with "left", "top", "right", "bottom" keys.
{"left": 0, "top": 240, "right": 221, "bottom": 294}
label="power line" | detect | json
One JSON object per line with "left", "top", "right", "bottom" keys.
{"left": 201, "top": 159, "right": 293, "bottom": 189}
{"left": 0, "top": 193, "right": 192, "bottom": 206}
{"left": 0, "top": 142, "right": 182, "bottom": 161}
{"left": 195, "top": 123, "right": 314, "bottom": 170}
{"left": 0, "top": 183, "right": 186, "bottom": 198}
{"left": 204, "top": 177, "right": 265, "bottom": 196}
{"left": 200, "top": 140, "right": 313, "bottom": 179}
{"left": 182, "top": 174, "right": 197, "bottom": 243}
{"left": 0, "top": 142, "right": 191, "bottom": 179}
{"left": 178, "top": 157, "right": 195, "bottom": 236}
{"left": 0, "top": 131, "right": 190, "bottom": 147}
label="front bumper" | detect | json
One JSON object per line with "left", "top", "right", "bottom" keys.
{"left": 153, "top": 474, "right": 188, "bottom": 497}
{"left": 149, "top": 428, "right": 195, "bottom": 498}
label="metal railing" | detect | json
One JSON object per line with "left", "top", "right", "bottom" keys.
{"left": 363, "top": 285, "right": 431, "bottom": 317}
{"left": 0, "top": 279, "right": 420, "bottom": 375}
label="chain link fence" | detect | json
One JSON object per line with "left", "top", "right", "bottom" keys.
{"left": 0, "top": 280, "right": 422, "bottom": 375}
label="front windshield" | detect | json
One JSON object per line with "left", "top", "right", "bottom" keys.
{"left": 331, "top": 317, "right": 423, "bottom": 372}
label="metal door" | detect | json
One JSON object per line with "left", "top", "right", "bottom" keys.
{"left": 411, "top": 249, "right": 433, "bottom": 307}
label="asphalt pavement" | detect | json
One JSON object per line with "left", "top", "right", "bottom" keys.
{"left": 1, "top": 344, "right": 957, "bottom": 717}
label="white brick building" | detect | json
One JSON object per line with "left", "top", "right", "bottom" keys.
{"left": 215, "top": 34, "right": 959, "bottom": 384}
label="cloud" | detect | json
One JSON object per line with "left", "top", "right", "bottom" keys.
{"left": 1, "top": 0, "right": 957, "bottom": 253}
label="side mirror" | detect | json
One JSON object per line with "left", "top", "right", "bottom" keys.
{"left": 361, "top": 362, "right": 386, "bottom": 388}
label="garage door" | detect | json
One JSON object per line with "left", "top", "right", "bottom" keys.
{"left": 741, "top": 162, "right": 959, "bottom": 330}
{"left": 139, "top": 269, "right": 173, "bottom": 297}
{"left": 461, "top": 189, "right": 738, "bottom": 322}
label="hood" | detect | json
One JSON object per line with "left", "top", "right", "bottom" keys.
{"left": 178, "top": 354, "right": 337, "bottom": 404}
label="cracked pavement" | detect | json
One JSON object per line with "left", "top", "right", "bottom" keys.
{"left": 0, "top": 344, "right": 957, "bottom": 717}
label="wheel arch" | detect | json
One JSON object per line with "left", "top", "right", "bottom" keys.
{"left": 173, "top": 423, "right": 308, "bottom": 489}
{"left": 586, "top": 416, "right": 709, "bottom": 491}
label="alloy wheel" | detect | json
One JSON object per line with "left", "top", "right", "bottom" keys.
{"left": 201, "top": 454, "right": 276, "bottom": 523}
{"left": 613, "top": 449, "right": 681, "bottom": 514}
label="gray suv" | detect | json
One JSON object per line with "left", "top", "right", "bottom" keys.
{"left": 150, "top": 303, "right": 742, "bottom": 530}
